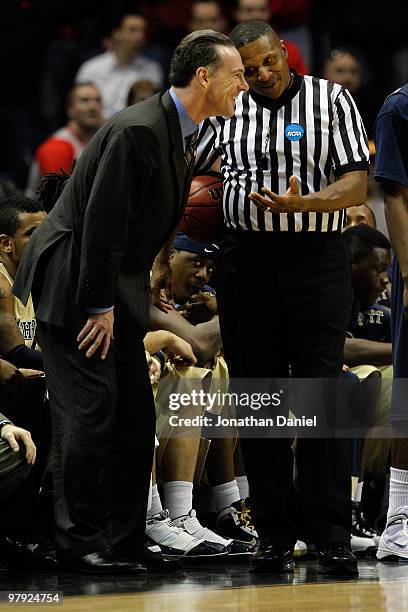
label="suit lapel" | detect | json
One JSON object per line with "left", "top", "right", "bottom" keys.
{"left": 161, "top": 91, "right": 185, "bottom": 217}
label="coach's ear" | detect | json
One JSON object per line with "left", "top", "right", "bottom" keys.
{"left": 196, "top": 66, "right": 211, "bottom": 88}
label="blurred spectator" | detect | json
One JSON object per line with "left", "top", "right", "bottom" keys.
{"left": 75, "top": 13, "right": 163, "bottom": 117}
{"left": 322, "top": 47, "right": 377, "bottom": 138}
{"left": 323, "top": 47, "right": 360, "bottom": 95}
{"left": 344, "top": 204, "right": 377, "bottom": 231}
{"left": 126, "top": 80, "right": 160, "bottom": 107}
{"left": 26, "top": 83, "right": 104, "bottom": 197}
{"left": 231, "top": 0, "right": 309, "bottom": 74}
{"left": 189, "top": 0, "right": 227, "bottom": 33}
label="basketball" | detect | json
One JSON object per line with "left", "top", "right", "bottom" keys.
{"left": 178, "top": 173, "right": 224, "bottom": 243}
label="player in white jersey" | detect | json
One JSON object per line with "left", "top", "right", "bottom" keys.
{"left": 0, "top": 196, "right": 45, "bottom": 368}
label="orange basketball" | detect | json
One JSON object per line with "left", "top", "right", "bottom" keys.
{"left": 178, "top": 173, "right": 224, "bottom": 243}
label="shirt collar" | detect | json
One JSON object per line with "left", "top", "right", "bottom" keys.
{"left": 249, "top": 72, "right": 302, "bottom": 112}
{"left": 169, "top": 87, "right": 197, "bottom": 143}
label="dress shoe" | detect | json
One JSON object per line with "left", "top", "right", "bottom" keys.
{"left": 0, "top": 535, "right": 57, "bottom": 572}
{"left": 63, "top": 549, "right": 148, "bottom": 574}
{"left": 317, "top": 542, "right": 358, "bottom": 576}
{"left": 250, "top": 540, "right": 295, "bottom": 573}
{"left": 128, "top": 540, "right": 182, "bottom": 572}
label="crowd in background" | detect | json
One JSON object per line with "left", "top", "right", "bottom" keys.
{"left": 1, "top": 0, "right": 408, "bottom": 192}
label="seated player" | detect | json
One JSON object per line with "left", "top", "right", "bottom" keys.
{"left": 0, "top": 359, "right": 36, "bottom": 501}
{"left": 144, "top": 330, "right": 227, "bottom": 561}
{"left": 0, "top": 357, "right": 54, "bottom": 570}
{"left": 147, "top": 234, "right": 257, "bottom": 559}
{"left": 342, "top": 225, "right": 392, "bottom": 547}
{"left": 0, "top": 196, "right": 46, "bottom": 369}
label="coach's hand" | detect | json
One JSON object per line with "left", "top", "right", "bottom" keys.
{"left": 77, "top": 311, "right": 114, "bottom": 360}
{"left": 249, "top": 175, "right": 305, "bottom": 213}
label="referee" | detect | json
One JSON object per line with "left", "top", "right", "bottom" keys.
{"left": 196, "top": 20, "right": 369, "bottom": 575}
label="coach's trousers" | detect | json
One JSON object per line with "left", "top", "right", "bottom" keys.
{"left": 36, "top": 322, "right": 156, "bottom": 562}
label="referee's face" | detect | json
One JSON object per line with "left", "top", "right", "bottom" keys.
{"left": 239, "top": 34, "right": 291, "bottom": 99}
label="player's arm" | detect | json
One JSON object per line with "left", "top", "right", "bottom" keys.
{"left": 0, "top": 275, "right": 16, "bottom": 318}
{"left": 151, "top": 232, "right": 177, "bottom": 313}
{"left": 344, "top": 337, "right": 392, "bottom": 367}
{"left": 144, "top": 330, "right": 197, "bottom": 365}
{"left": 384, "top": 180, "right": 408, "bottom": 317}
{"left": 150, "top": 304, "right": 222, "bottom": 367}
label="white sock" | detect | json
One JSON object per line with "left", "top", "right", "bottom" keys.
{"left": 236, "top": 475, "right": 250, "bottom": 500}
{"left": 354, "top": 481, "right": 363, "bottom": 503}
{"left": 147, "top": 484, "right": 163, "bottom": 519}
{"left": 163, "top": 481, "right": 193, "bottom": 519}
{"left": 388, "top": 468, "right": 408, "bottom": 519}
{"left": 211, "top": 480, "right": 240, "bottom": 512}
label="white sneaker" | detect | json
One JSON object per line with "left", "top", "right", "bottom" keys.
{"left": 146, "top": 510, "right": 226, "bottom": 559}
{"left": 293, "top": 540, "right": 308, "bottom": 557}
{"left": 174, "top": 509, "right": 254, "bottom": 557}
{"left": 351, "top": 534, "right": 377, "bottom": 554}
{"left": 377, "top": 506, "right": 408, "bottom": 561}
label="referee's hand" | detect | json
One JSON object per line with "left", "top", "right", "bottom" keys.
{"left": 249, "top": 175, "right": 302, "bottom": 213}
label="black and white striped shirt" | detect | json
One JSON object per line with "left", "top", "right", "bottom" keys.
{"left": 195, "top": 74, "right": 369, "bottom": 233}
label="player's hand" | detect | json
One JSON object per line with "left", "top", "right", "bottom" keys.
{"left": 165, "top": 333, "right": 197, "bottom": 366}
{"left": 77, "top": 310, "right": 114, "bottom": 360}
{"left": 249, "top": 175, "right": 306, "bottom": 213}
{"left": 145, "top": 350, "right": 162, "bottom": 384}
{"left": 151, "top": 287, "right": 173, "bottom": 313}
{"left": 1, "top": 424, "right": 36, "bottom": 465}
{"left": 0, "top": 358, "right": 19, "bottom": 384}
{"left": 151, "top": 259, "right": 173, "bottom": 313}
{"left": 404, "top": 285, "right": 408, "bottom": 319}
{"left": 185, "top": 292, "right": 218, "bottom": 323}
{"left": 19, "top": 369, "right": 44, "bottom": 378}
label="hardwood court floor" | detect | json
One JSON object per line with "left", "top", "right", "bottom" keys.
{"left": 2, "top": 557, "right": 408, "bottom": 611}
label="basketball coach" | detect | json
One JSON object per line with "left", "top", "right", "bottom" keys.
{"left": 13, "top": 30, "right": 248, "bottom": 573}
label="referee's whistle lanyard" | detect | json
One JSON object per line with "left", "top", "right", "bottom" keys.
{"left": 261, "top": 128, "right": 270, "bottom": 170}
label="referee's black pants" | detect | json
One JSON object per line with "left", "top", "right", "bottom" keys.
{"left": 36, "top": 322, "right": 156, "bottom": 563}
{"left": 216, "top": 230, "right": 353, "bottom": 548}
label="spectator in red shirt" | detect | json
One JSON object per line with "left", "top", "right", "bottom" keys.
{"left": 26, "top": 83, "right": 104, "bottom": 196}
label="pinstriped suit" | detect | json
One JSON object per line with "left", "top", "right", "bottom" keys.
{"left": 13, "top": 91, "right": 193, "bottom": 562}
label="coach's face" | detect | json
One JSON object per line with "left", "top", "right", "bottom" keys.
{"left": 205, "top": 45, "right": 248, "bottom": 117}
{"left": 239, "top": 34, "right": 291, "bottom": 99}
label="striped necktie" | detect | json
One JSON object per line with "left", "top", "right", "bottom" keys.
{"left": 184, "top": 129, "right": 198, "bottom": 168}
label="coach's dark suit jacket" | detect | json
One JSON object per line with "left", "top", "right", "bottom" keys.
{"left": 14, "top": 91, "right": 191, "bottom": 354}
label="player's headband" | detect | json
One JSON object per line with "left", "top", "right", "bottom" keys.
{"left": 173, "top": 233, "right": 219, "bottom": 261}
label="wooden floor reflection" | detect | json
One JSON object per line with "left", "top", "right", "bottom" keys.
{"left": 2, "top": 558, "right": 408, "bottom": 611}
